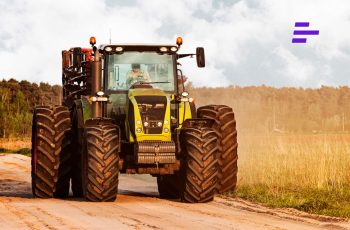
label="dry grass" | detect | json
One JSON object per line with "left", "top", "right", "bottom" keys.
{"left": 233, "top": 133, "right": 350, "bottom": 217}
{"left": 238, "top": 134, "right": 350, "bottom": 190}
{"left": 0, "top": 138, "right": 31, "bottom": 150}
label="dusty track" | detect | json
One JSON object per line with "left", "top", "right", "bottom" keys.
{"left": 0, "top": 154, "right": 349, "bottom": 230}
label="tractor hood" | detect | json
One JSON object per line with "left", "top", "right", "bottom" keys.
{"left": 127, "top": 87, "right": 171, "bottom": 142}
{"left": 128, "top": 88, "right": 167, "bottom": 98}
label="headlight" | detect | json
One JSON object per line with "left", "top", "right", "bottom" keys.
{"left": 136, "top": 128, "right": 142, "bottom": 133}
{"left": 115, "top": 46, "right": 123, "bottom": 52}
{"left": 164, "top": 128, "right": 169, "bottom": 133}
{"left": 182, "top": 91, "right": 189, "bottom": 97}
{"left": 164, "top": 120, "right": 169, "bottom": 125}
{"left": 89, "top": 96, "right": 108, "bottom": 102}
{"left": 104, "top": 46, "right": 112, "bottom": 52}
{"left": 170, "top": 46, "right": 178, "bottom": 52}
{"left": 137, "top": 120, "right": 141, "bottom": 125}
{"left": 97, "top": 91, "right": 104, "bottom": 96}
{"left": 159, "top": 47, "right": 168, "bottom": 52}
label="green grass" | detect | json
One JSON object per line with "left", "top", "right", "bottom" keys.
{"left": 230, "top": 184, "right": 350, "bottom": 218}
{"left": 0, "top": 147, "right": 31, "bottom": 156}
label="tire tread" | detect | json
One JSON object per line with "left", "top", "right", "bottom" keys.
{"left": 197, "top": 104, "right": 238, "bottom": 193}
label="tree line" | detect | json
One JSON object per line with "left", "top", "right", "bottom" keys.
{"left": 2, "top": 79, "right": 350, "bottom": 138}
{"left": 190, "top": 84, "right": 350, "bottom": 134}
{"left": 0, "top": 79, "right": 61, "bottom": 138}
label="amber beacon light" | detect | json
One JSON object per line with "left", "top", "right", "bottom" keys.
{"left": 89, "top": 36, "right": 96, "bottom": 46}
{"left": 176, "top": 37, "right": 183, "bottom": 46}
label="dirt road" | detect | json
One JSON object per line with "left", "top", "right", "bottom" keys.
{"left": 0, "top": 154, "right": 349, "bottom": 230}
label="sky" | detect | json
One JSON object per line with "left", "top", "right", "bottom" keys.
{"left": 1, "top": 0, "right": 350, "bottom": 88}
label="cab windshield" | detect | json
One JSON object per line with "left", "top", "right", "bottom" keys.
{"left": 107, "top": 52, "right": 175, "bottom": 92}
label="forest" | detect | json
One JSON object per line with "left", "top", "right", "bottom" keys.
{"left": 1, "top": 78, "right": 350, "bottom": 138}
{"left": 0, "top": 79, "right": 61, "bottom": 138}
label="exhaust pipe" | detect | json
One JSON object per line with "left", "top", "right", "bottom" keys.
{"left": 91, "top": 49, "right": 102, "bottom": 118}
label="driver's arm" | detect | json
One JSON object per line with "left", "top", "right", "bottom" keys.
{"left": 126, "top": 71, "right": 135, "bottom": 85}
{"left": 143, "top": 70, "right": 151, "bottom": 82}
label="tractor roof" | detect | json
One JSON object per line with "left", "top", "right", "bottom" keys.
{"left": 99, "top": 44, "right": 180, "bottom": 54}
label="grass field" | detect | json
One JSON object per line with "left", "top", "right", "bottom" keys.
{"left": 231, "top": 133, "right": 350, "bottom": 217}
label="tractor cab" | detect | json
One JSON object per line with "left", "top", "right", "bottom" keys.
{"left": 99, "top": 44, "right": 183, "bottom": 144}
{"left": 88, "top": 40, "right": 205, "bottom": 145}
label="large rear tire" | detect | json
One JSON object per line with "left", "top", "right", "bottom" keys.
{"left": 83, "top": 122, "right": 120, "bottom": 202}
{"left": 179, "top": 127, "right": 219, "bottom": 203}
{"left": 31, "top": 106, "right": 71, "bottom": 198}
{"left": 197, "top": 105, "right": 238, "bottom": 193}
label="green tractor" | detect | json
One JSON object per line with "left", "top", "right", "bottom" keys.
{"left": 31, "top": 37, "right": 238, "bottom": 203}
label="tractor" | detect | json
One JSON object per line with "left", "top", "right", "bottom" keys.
{"left": 31, "top": 37, "right": 238, "bottom": 202}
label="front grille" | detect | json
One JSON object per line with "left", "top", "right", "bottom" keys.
{"left": 135, "top": 141, "right": 176, "bottom": 164}
{"left": 134, "top": 96, "right": 167, "bottom": 134}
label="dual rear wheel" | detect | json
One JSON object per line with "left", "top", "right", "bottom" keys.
{"left": 157, "top": 127, "right": 219, "bottom": 203}
{"left": 31, "top": 106, "right": 71, "bottom": 198}
{"left": 70, "top": 106, "right": 120, "bottom": 201}
{"left": 157, "top": 104, "right": 238, "bottom": 202}
{"left": 32, "top": 105, "right": 120, "bottom": 202}
{"left": 197, "top": 105, "right": 238, "bottom": 193}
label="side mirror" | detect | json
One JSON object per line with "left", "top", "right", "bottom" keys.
{"left": 196, "top": 47, "right": 205, "bottom": 68}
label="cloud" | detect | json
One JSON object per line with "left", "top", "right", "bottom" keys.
{"left": 0, "top": 0, "right": 350, "bottom": 87}
{"left": 273, "top": 46, "right": 315, "bottom": 82}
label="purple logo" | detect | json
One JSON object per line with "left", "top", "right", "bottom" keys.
{"left": 292, "top": 22, "right": 319, "bottom": 43}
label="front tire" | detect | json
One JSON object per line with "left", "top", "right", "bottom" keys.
{"left": 83, "top": 122, "right": 120, "bottom": 202}
{"left": 179, "top": 127, "right": 219, "bottom": 203}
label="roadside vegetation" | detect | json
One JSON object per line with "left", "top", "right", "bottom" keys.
{"left": 0, "top": 137, "right": 31, "bottom": 156}
{"left": 0, "top": 147, "right": 31, "bottom": 156}
{"left": 231, "top": 134, "right": 350, "bottom": 218}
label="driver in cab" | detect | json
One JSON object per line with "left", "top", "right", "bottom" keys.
{"left": 126, "top": 63, "right": 151, "bottom": 86}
